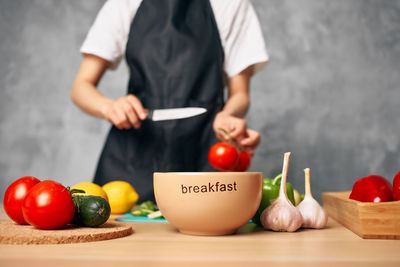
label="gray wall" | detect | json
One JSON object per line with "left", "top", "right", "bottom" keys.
{"left": 1, "top": 0, "right": 399, "bottom": 202}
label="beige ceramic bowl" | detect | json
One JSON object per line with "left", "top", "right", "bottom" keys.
{"left": 154, "top": 172, "right": 263, "bottom": 236}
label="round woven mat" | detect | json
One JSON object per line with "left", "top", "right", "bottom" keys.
{"left": 0, "top": 220, "right": 133, "bottom": 245}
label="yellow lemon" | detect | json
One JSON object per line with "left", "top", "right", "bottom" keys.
{"left": 71, "top": 182, "right": 109, "bottom": 201}
{"left": 102, "top": 181, "right": 139, "bottom": 214}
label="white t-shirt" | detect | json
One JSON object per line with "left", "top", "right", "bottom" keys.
{"left": 81, "top": 0, "right": 268, "bottom": 78}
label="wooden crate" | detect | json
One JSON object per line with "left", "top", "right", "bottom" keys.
{"left": 321, "top": 191, "right": 400, "bottom": 239}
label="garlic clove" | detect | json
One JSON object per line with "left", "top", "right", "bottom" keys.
{"left": 297, "top": 168, "right": 328, "bottom": 229}
{"left": 260, "top": 152, "right": 303, "bottom": 232}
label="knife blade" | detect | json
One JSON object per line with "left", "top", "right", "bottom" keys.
{"left": 147, "top": 107, "right": 207, "bottom": 121}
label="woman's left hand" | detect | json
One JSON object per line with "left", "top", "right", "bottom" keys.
{"left": 238, "top": 128, "right": 261, "bottom": 157}
{"left": 213, "top": 112, "right": 260, "bottom": 157}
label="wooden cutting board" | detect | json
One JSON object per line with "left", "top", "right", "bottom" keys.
{"left": 0, "top": 220, "right": 133, "bottom": 245}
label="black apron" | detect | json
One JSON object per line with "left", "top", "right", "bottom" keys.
{"left": 94, "top": 0, "right": 224, "bottom": 201}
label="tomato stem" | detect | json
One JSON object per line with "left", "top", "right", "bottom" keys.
{"left": 217, "top": 128, "right": 231, "bottom": 142}
{"left": 217, "top": 128, "right": 242, "bottom": 152}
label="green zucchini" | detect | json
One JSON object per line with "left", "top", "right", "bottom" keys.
{"left": 72, "top": 195, "right": 111, "bottom": 227}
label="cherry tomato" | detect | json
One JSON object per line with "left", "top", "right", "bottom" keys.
{"left": 349, "top": 175, "right": 393, "bottom": 202}
{"left": 208, "top": 142, "right": 239, "bottom": 171}
{"left": 392, "top": 171, "right": 400, "bottom": 201}
{"left": 3, "top": 176, "right": 41, "bottom": 224}
{"left": 234, "top": 151, "right": 251, "bottom": 172}
{"left": 22, "top": 180, "right": 75, "bottom": 229}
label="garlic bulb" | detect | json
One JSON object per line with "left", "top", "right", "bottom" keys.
{"left": 260, "top": 152, "right": 303, "bottom": 232}
{"left": 297, "top": 168, "right": 328, "bottom": 229}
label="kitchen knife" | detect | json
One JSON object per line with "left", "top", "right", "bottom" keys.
{"left": 147, "top": 107, "right": 207, "bottom": 121}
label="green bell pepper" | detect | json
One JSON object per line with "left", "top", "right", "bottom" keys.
{"left": 252, "top": 174, "right": 296, "bottom": 226}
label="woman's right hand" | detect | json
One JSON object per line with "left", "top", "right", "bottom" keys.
{"left": 101, "top": 94, "right": 147, "bottom": 130}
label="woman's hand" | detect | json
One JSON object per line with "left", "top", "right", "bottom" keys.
{"left": 101, "top": 94, "right": 147, "bottom": 130}
{"left": 238, "top": 129, "right": 261, "bottom": 157}
{"left": 213, "top": 112, "right": 260, "bottom": 156}
{"left": 212, "top": 65, "right": 260, "bottom": 156}
{"left": 71, "top": 55, "right": 147, "bottom": 130}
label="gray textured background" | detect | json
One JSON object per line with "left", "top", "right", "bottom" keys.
{"left": 1, "top": 0, "right": 399, "bottom": 202}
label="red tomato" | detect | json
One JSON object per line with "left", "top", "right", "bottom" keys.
{"left": 22, "top": 180, "right": 75, "bottom": 229}
{"left": 234, "top": 151, "right": 251, "bottom": 172}
{"left": 393, "top": 171, "right": 400, "bottom": 201}
{"left": 3, "top": 176, "right": 41, "bottom": 224}
{"left": 208, "top": 142, "right": 239, "bottom": 171}
{"left": 349, "top": 175, "right": 393, "bottom": 202}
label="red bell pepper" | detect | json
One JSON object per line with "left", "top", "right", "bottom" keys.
{"left": 349, "top": 175, "right": 393, "bottom": 202}
{"left": 392, "top": 171, "right": 400, "bottom": 201}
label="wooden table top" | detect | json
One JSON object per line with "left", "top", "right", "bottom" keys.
{"left": 0, "top": 210, "right": 399, "bottom": 267}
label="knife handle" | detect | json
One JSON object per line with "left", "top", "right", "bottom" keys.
{"left": 146, "top": 110, "right": 153, "bottom": 121}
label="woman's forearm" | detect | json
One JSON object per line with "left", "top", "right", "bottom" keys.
{"left": 71, "top": 54, "right": 113, "bottom": 119}
{"left": 221, "top": 91, "right": 249, "bottom": 118}
{"left": 71, "top": 80, "right": 113, "bottom": 119}
{"left": 220, "top": 66, "right": 253, "bottom": 117}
